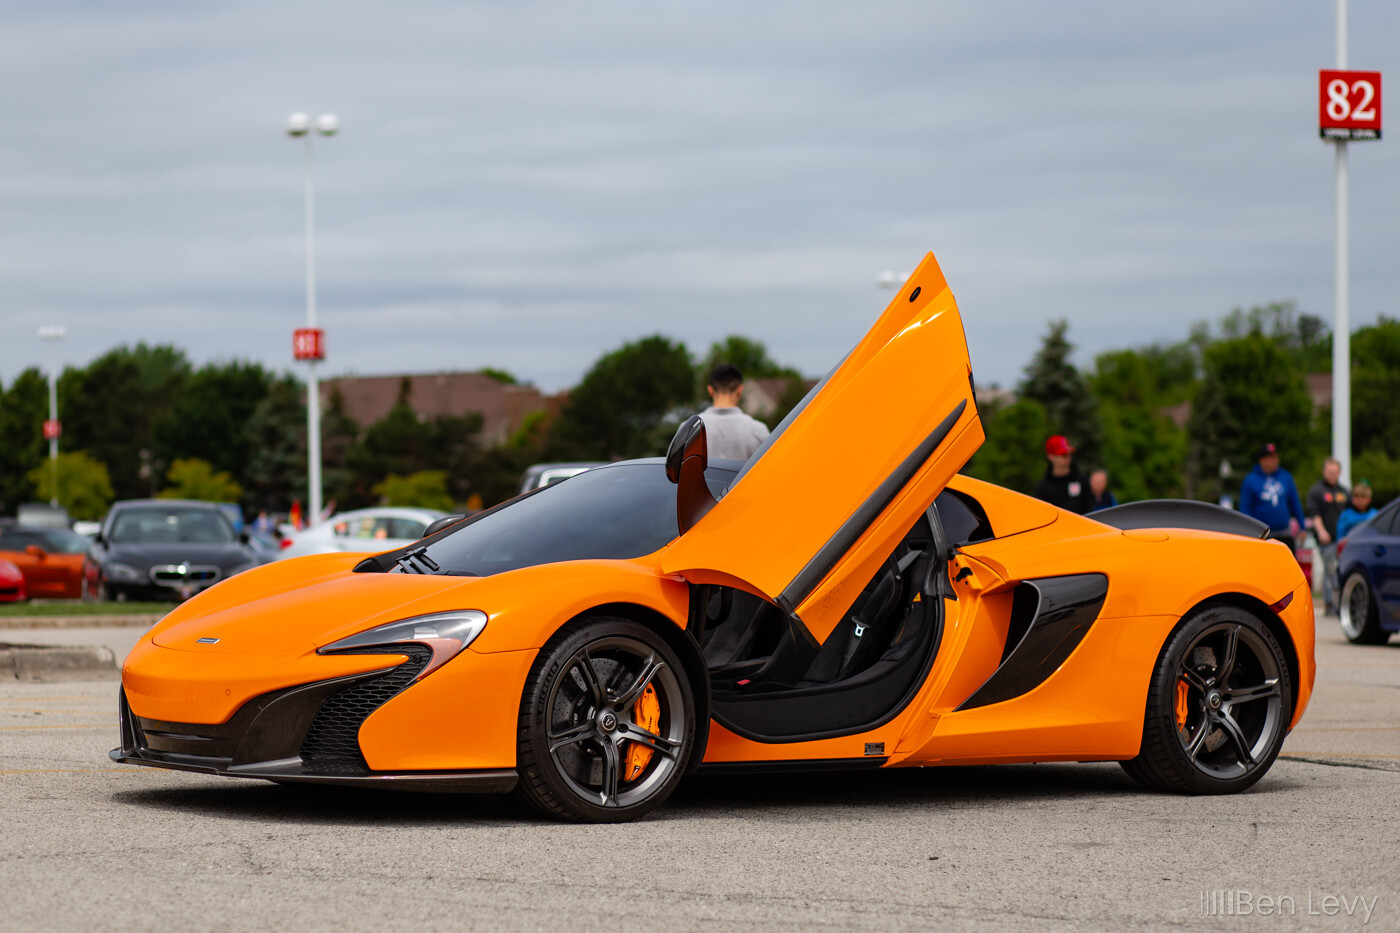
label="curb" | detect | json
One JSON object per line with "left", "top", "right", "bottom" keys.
{"left": 0, "top": 615, "right": 163, "bottom": 630}
{"left": 1, "top": 643, "right": 120, "bottom": 682}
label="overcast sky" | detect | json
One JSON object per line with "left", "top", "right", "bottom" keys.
{"left": 2, "top": 1, "right": 1397, "bottom": 392}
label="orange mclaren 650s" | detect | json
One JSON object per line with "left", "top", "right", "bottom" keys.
{"left": 114, "top": 253, "right": 1315, "bottom": 822}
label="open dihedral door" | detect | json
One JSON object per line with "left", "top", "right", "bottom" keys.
{"left": 661, "top": 252, "right": 984, "bottom": 644}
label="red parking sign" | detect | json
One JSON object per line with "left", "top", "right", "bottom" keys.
{"left": 293, "top": 327, "right": 325, "bottom": 361}
{"left": 42, "top": 419, "right": 61, "bottom": 440}
{"left": 1319, "top": 70, "right": 1382, "bottom": 140}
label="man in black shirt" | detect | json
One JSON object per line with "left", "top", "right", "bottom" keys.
{"left": 1033, "top": 435, "right": 1095, "bottom": 514}
{"left": 1305, "top": 457, "right": 1349, "bottom": 615}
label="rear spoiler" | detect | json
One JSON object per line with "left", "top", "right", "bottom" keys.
{"left": 1091, "top": 500, "right": 1268, "bottom": 539}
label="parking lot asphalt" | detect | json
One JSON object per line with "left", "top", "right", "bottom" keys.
{"left": 1, "top": 604, "right": 1397, "bottom": 932}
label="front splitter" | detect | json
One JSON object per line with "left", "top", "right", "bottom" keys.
{"left": 110, "top": 749, "right": 518, "bottom": 794}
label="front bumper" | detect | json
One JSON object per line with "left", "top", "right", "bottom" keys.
{"left": 110, "top": 671, "right": 517, "bottom": 795}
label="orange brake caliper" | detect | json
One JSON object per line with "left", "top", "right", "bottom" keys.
{"left": 624, "top": 682, "right": 661, "bottom": 782}
{"left": 1174, "top": 678, "right": 1191, "bottom": 732}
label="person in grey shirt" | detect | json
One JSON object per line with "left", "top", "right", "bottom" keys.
{"left": 697, "top": 364, "right": 770, "bottom": 461}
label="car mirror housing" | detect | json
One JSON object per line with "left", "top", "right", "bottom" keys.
{"left": 25, "top": 545, "right": 46, "bottom": 559}
{"left": 665, "top": 415, "right": 717, "bottom": 535}
{"left": 423, "top": 515, "right": 468, "bottom": 538}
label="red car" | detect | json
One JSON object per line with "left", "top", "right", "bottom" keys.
{"left": 0, "top": 526, "right": 89, "bottom": 600}
{"left": 0, "top": 560, "right": 26, "bottom": 603}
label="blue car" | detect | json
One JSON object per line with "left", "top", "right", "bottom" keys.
{"left": 1337, "top": 498, "right": 1400, "bottom": 644}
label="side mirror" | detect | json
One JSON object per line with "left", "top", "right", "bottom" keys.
{"left": 423, "top": 514, "right": 468, "bottom": 538}
{"left": 92, "top": 533, "right": 104, "bottom": 547}
{"left": 665, "top": 415, "right": 718, "bottom": 535}
{"left": 239, "top": 531, "right": 251, "bottom": 545}
{"left": 25, "top": 545, "right": 47, "bottom": 560}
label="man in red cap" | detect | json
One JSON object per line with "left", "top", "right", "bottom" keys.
{"left": 1034, "top": 435, "right": 1095, "bottom": 514}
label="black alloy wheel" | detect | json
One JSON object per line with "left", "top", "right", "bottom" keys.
{"left": 515, "top": 617, "right": 695, "bottom": 822}
{"left": 1122, "top": 606, "right": 1292, "bottom": 794}
{"left": 1339, "top": 572, "right": 1388, "bottom": 645}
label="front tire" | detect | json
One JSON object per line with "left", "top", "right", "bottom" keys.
{"left": 514, "top": 617, "right": 696, "bottom": 822}
{"left": 1340, "top": 572, "right": 1387, "bottom": 645}
{"left": 1122, "top": 606, "right": 1292, "bottom": 795}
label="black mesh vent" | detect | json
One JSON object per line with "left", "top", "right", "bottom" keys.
{"left": 299, "top": 645, "right": 431, "bottom": 772}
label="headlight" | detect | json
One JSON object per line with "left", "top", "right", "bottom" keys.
{"left": 317, "top": 610, "right": 488, "bottom": 680}
{"left": 106, "top": 562, "right": 145, "bottom": 583}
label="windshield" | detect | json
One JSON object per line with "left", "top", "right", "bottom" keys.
{"left": 416, "top": 461, "right": 736, "bottom": 576}
{"left": 110, "top": 507, "right": 237, "bottom": 545}
{"left": 40, "top": 529, "right": 91, "bottom": 554}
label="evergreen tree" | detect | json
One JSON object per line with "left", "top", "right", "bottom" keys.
{"left": 0, "top": 368, "right": 49, "bottom": 513}
{"left": 1017, "top": 320, "right": 1102, "bottom": 467}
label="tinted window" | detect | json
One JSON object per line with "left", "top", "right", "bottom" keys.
{"left": 37, "top": 529, "right": 90, "bottom": 554}
{"left": 419, "top": 462, "right": 735, "bottom": 576}
{"left": 0, "top": 532, "right": 43, "bottom": 552}
{"left": 935, "top": 488, "right": 995, "bottom": 545}
{"left": 110, "top": 507, "right": 236, "bottom": 544}
{"left": 388, "top": 518, "right": 427, "bottom": 540}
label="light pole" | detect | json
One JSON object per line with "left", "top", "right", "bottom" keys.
{"left": 37, "top": 325, "right": 66, "bottom": 507}
{"left": 288, "top": 112, "right": 339, "bottom": 525}
{"left": 1330, "top": 0, "right": 1354, "bottom": 488}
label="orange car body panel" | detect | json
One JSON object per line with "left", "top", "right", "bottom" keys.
{"left": 662, "top": 252, "right": 982, "bottom": 643}
{"left": 0, "top": 548, "right": 84, "bottom": 600}
{"left": 117, "top": 250, "right": 1317, "bottom": 782}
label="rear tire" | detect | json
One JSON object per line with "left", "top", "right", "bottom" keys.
{"left": 513, "top": 617, "right": 695, "bottom": 822}
{"left": 1339, "top": 573, "right": 1388, "bottom": 645}
{"left": 1121, "top": 606, "right": 1291, "bottom": 795}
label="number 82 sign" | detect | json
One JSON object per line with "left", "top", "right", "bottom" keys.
{"left": 1320, "top": 70, "right": 1382, "bottom": 141}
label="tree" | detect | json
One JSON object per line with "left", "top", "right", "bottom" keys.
{"left": 1353, "top": 450, "right": 1400, "bottom": 508}
{"left": 27, "top": 451, "right": 114, "bottom": 520}
{"left": 159, "top": 458, "right": 243, "bottom": 503}
{"left": 58, "top": 353, "right": 150, "bottom": 499}
{"left": 372, "top": 471, "right": 456, "bottom": 511}
{"left": 697, "top": 334, "right": 799, "bottom": 392}
{"left": 341, "top": 380, "right": 484, "bottom": 509}
{"left": 242, "top": 376, "right": 307, "bottom": 511}
{"left": 155, "top": 361, "right": 271, "bottom": 482}
{"left": 1090, "top": 344, "right": 1197, "bottom": 409}
{"left": 479, "top": 368, "right": 518, "bottom": 385}
{"left": 1216, "top": 301, "right": 1331, "bottom": 373}
{"left": 1018, "top": 320, "right": 1101, "bottom": 467}
{"left": 1188, "top": 334, "right": 1321, "bottom": 503}
{"left": 1097, "top": 403, "right": 1186, "bottom": 502}
{"left": 320, "top": 387, "right": 362, "bottom": 511}
{"left": 1351, "top": 317, "right": 1400, "bottom": 465}
{"left": 964, "top": 398, "right": 1051, "bottom": 494}
{"left": 1089, "top": 344, "right": 1195, "bottom": 500}
{"left": 0, "top": 368, "right": 49, "bottom": 514}
{"left": 546, "top": 336, "right": 695, "bottom": 460}
{"left": 59, "top": 344, "right": 190, "bottom": 499}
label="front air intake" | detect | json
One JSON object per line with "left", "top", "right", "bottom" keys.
{"left": 299, "top": 645, "right": 431, "bottom": 773}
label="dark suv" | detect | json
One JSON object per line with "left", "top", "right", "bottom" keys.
{"left": 86, "top": 500, "right": 259, "bottom": 602}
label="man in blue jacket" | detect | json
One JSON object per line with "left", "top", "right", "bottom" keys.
{"left": 1238, "top": 442, "right": 1305, "bottom": 552}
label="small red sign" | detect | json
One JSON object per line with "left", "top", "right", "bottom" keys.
{"left": 42, "top": 419, "right": 62, "bottom": 440}
{"left": 1319, "top": 70, "right": 1382, "bottom": 140}
{"left": 293, "top": 327, "right": 325, "bottom": 361}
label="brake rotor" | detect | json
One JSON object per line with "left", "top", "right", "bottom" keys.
{"left": 624, "top": 682, "right": 661, "bottom": 782}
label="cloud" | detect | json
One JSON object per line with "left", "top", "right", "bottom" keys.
{"left": 1, "top": 0, "right": 1397, "bottom": 392}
